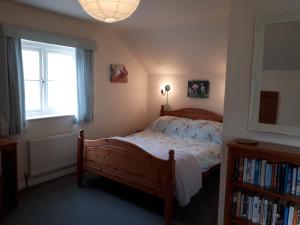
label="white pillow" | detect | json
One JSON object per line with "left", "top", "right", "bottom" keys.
{"left": 147, "top": 116, "right": 223, "bottom": 144}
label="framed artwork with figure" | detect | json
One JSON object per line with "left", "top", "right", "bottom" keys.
{"left": 110, "top": 64, "right": 128, "bottom": 83}
{"left": 187, "top": 80, "right": 209, "bottom": 98}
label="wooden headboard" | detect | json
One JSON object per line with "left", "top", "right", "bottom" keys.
{"left": 160, "top": 105, "right": 223, "bottom": 122}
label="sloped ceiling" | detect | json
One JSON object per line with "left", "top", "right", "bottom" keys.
{"left": 12, "top": 0, "right": 230, "bottom": 75}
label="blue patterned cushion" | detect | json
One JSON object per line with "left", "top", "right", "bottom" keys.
{"left": 147, "top": 116, "right": 223, "bottom": 144}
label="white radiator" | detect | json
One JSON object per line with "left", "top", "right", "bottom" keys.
{"left": 27, "top": 132, "right": 78, "bottom": 186}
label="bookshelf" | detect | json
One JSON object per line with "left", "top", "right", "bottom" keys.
{"left": 224, "top": 140, "right": 300, "bottom": 225}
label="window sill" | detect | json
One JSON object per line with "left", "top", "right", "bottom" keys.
{"left": 26, "top": 114, "right": 75, "bottom": 121}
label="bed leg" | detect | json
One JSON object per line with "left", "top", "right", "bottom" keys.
{"left": 164, "top": 196, "right": 174, "bottom": 225}
{"left": 77, "top": 130, "right": 84, "bottom": 186}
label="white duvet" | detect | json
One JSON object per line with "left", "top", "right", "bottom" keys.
{"left": 114, "top": 129, "right": 222, "bottom": 206}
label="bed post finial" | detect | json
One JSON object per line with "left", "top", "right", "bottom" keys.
{"left": 168, "top": 150, "right": 175, "bottom": 161}
{"left": 165, "top": 149, "right": 175, "bottom": 225}
{"left": 160, "top": 105, "right": 165, "bottom": 117}
{"left": 77, "top": 130, "right": 84, "bottom": 186}
{"left": 79, "top": 130, "right": 84, "bottom": 139}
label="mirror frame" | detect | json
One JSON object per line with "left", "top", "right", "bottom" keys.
{"left": 248, "top": 13, "right": 300, "bottom": 136}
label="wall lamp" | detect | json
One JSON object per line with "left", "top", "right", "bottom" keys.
{"left": 161, "top": 85, "right": 171, "bottom": 96}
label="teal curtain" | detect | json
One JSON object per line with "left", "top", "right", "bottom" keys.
{"left": 75, "top": 48, "right": 94, "bottom": 123}
{"left": 0, "top": 36, "right": 26, "bottom": 135}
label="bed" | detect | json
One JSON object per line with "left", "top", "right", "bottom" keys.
{"left": 77, "top": 105, "right": 223, "bottom": 225}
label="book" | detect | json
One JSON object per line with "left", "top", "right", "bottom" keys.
{"left": 247, "top": 160, "right": 252, "bottom": 183}
{"left": 248, "top": 196, "right": 253, "bottom": 220}
{"left": 250, "top": 159, "right": 256, "bottom": 184}
{"left": 262, "top": 199, "right": 268, "bottom": 225}
{"left": 287, "top": 167, "right": 293, "bottom": 194}
{"left": 288, "top": 207, "right": 295, "bottom": 225}
{"left": 260, "top": 160, "right": 267, "bottom": 187}
{"left": 238, "top": 158, "right": 244, "bottom": 182}
{"left": 273, "top": 163, "right": 278, "bottom": 191}
{"left": 284, "top": 207, "right": 289, "bottom": 225}
{"left": 266, "top": 201, "right": 273, "bottom": 225}
{"left": 236, "top": 192, "right": 241, "bottom": 217}
{"left": 296, "top": 167, "right": 300, "bottom": 196}
{"left": 277, "top": 204, "right": 285, "bottom": 225}
{"left": 254, "top": 160, "right": 260, "bottom": 185}
{"left": 271, "top": 203, "right": 277, "bottom": 225}
{"left": 243, "top": 158, "right": 248, "bottom": 183}
{"left": 292, "top": 168, "right": 297, "bottom": 195}
{"left": 252, "top": 196, "right": 260, "bottom": 223}
{"left": 240, "top": 193, "right": 245, "bottom": 216}
{"left": 292, "top": 208, "right": 297, "bottom": 225}
{"left": 232, "top": 192, "right": 237, "bottom": 216}
{"left": 242, "top": 194, "right": 248, "bottom": 217}
{"left": 265, "top": 164, "right": 273, "bottom": 189}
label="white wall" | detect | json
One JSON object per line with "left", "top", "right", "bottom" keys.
{"left": 0, "top": 1, "right": 148, "bottom": 189}
{"left": 218, "top": 1, "right": 300, "bottom": 225}
{"left": 147, "top": 73, "right": 225, "bottom": 122}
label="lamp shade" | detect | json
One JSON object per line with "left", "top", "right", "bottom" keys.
{"left": 79, "top": 0, "right": 140, "bottom": 23}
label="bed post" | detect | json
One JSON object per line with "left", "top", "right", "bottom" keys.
{"left": 164, "top": 150, "right": 175, "bottom": 225}
{"left": 77, "top": 130, "right": 84, "bottom": 186}
{"left": 160, "top": 105, "right": 165, "bottom": 117}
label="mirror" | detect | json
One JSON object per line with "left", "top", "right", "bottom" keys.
{"left": 248, "top": 13, "right": 300, "bottom": 136}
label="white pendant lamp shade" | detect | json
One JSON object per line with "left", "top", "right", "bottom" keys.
{"left": 79, "top": 0, "right": 140, "bottom": 23}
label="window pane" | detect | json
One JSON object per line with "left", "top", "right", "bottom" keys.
{"left": 22, "top": 49, "right": 40, "bottom": 80}
{"left": 48, "top": 52, "right": 76, "bottom": 81}
{"left": 47, "top": 81, "right": 63, "bottom": 110}
{"left": 25, "top": 81, "right": 41, "bottom": 111}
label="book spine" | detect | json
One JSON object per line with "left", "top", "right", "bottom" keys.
{"left": 240, "top": 193, "right": 244, "bottom": 216}
{"left": 265, "top": 164, "right": 272, "bottom": 189}
{"left": 292, "top": 168, "right": 297, "bottom": 195}
{"left": 243, "top": 195, "right": 248, "bottom": 217}
{"left": 262, "top": 199, "right": 268, "bottom": 225}
{"left": 254, "top": 160, "right": 260, "bottom": 185}
{"left": 259, "top": 199, "right": 263, "bottom": 224}
{"left": 232, "top": 192, "right": 237, "bottom": 217}
{"left": 271, "top": 203, "right": 277, "bottom": 225}
{"left": 252, "top": 196, "right": 259, "bottom": 223}
{"left": 250, "top": 159, "right": 256, "bottom": 184}
{"left": 236, "top": 192, "right": 241, "bottom": 217}
{"left": 238, "top": 158, "right": 244, "bottom": 182}
{"left": 247, "top": 160, "right": 251, "bottom": 183}
{"left": 288, "top": 207, "right": 295, "bottom": 225}
{"left": 266, "top": 201, "right": 273, "bottom": 225}
{"left": 243, "top": 158, "right": 248, "bottom": 183}
{"left": 292, "top": 208, "right": 298, "bottom": 225}
{"left": 277, "top": 164, "right": 282, "bottom": 193}
{"left": 296, "top": 167, "right": 300, "bottom": 196}
{"left": 287, "top": 166, "right": 293, "bottom": 194}
{"left": 272, "top": 163, "right": 277, "bottom": 190}
{"left": 261, "top": 160, "right": 267, "bottom": 187}
{"left": 297, "top": 209, "right": 300, "bottom": 225}
{"left": 248, "top": 196, "right": 253, "bottom": 221}
{"left": 284, "top": 207, "right": 290, "bottom": 225}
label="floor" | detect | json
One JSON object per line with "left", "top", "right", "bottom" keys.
{"left": 2, "top": 171, "right": 220, "bottom": 225}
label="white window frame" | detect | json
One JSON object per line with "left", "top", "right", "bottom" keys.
{"left": 21, "top": 39, "right": 76, "bottom": 119}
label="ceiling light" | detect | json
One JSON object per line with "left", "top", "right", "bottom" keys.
{"left": 79, "top": 0, "right": 140, "bottom": 23}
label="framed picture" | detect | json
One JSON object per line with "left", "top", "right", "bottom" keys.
{"left": 110, "top": 64, "right": 128, "bottom": 83}
{"left": 187, "top": 80, "right": 209, "bottom": 98}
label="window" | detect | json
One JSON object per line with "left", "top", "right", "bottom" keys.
{"left": 21, "top": 40, "right": 77, "bottom": 119}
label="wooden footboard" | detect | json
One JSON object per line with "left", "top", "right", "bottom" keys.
{"left": 77, "top": 130, "right": 175, "bottom": 225}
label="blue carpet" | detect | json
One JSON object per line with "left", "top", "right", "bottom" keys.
{"left": 1, "top": 171, "right": 219, "bottom": 225}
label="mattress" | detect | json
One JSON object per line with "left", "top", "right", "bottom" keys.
{"left": 114, "top": 129, "right": 222, "bottom": 206}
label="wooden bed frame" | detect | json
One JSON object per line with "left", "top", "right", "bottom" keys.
{"left": 77, "top": 105, "right": 223, "bottom": 225}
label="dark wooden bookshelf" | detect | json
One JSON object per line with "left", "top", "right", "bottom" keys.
{"left": 224, "top": 140, "right": 300, "bottom": 225}
{"left": 233, "top": 181, "right": 300, "bottom": 205}
{"left": 232, "top": 217, "right": 259, "bottom": 225}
